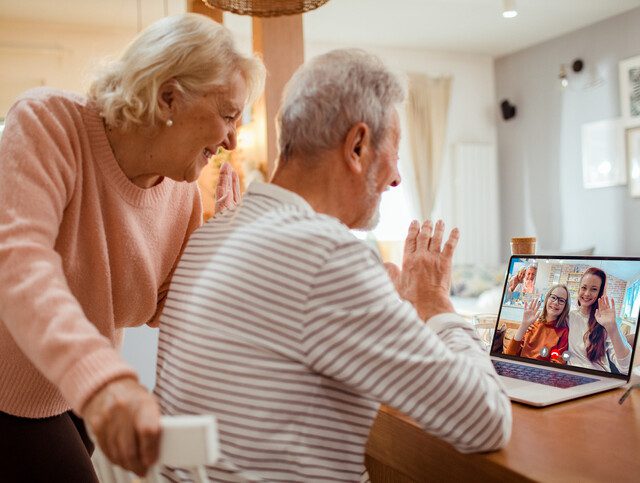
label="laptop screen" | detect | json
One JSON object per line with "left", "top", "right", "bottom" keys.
{"left": 491, "top": 256, "right": 640, "bottom": 379}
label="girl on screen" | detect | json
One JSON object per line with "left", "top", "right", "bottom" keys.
{"left": 504, "top": 284, "right": 570, "bottom": 363}
{"left": 567, "top": 268, "right": 632, "bottom": 373}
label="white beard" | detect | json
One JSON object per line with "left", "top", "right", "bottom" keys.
{"left": 356, "top": 161, "right": 382, "bottom": 230}
{"left": 362, "top": 198, "right": 381, "bottom": 230}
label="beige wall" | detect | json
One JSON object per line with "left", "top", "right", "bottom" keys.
{"left": 0, "top": 18, "right": 166, "bottom": 117}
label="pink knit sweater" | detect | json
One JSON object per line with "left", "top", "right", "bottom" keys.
{"left": 0, "top": 88, "right": 202, "bottom": 418}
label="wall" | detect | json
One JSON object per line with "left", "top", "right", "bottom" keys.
{"left": 0, "top": 20, "right": 140, "bottom": 115}
{"left": 495, "top": 7, "right": 640, "bottom": 259}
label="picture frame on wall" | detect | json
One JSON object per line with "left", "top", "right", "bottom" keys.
{"left": 627, "top": 126, "right": 640, "bottom": 198}
{"left": 581, "top": 118, "right": 627, "bottom": 189}
{"left": 619, "top": 55, "right": 640, "bottom": 127}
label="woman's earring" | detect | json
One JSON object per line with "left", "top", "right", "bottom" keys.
{"left": 166, "top": 118, "right": 174, "bottom": 127}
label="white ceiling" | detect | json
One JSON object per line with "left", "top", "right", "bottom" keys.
{"left": 1, "top": 0, "right": 640, "bottom": 57}
{"left": 303, "top": 0, "right": 640, "bottom": 57}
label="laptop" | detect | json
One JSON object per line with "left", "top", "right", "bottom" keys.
{"left": 490, "top": 255, "right": 640, "bottom": 407}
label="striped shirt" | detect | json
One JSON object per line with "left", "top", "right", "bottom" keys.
{"left": 155, "top": 182, "right": 511, "bottom": 482}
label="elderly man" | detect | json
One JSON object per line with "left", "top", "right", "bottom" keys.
{"left": 155, "top": 49, "right": 511, "bottom": 482}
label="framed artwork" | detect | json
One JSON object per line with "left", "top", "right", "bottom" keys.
{"left": 627, "top": 126, "right": 640, "bottom": 198}
{"left": 619, "top": 55, "right": 640, "bottom": 127}
{"left": 581, "top": 118, "right": 627, "bottom": 189}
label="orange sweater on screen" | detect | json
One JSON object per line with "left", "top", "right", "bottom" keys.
{"left": 0, "top": 88, "right": 202, "bottom": 418}
{"left": 504, "top": 319, "right": 569, "bottom": 363}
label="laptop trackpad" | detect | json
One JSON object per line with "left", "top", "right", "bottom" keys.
{"left": 499, "top": 375, "right": 532, "bottom": 390}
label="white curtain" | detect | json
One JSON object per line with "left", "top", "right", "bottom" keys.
{"left": 406, "top": 73, "right": 452, "bottom": 220}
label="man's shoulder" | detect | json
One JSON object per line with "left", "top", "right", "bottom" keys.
{"left": 202, "top": 195, "right": 373, "bottom": 265}
{"left": 243, "top": 193, "right": 355, "bottom": 243}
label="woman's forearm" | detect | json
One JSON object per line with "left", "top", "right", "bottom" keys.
{"left": 608, "top": 326, "right": 631, "bottom": 364}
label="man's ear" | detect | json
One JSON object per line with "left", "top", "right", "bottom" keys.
{"left": 157, "top": 79, "right": 181, "bottom": 120}
{"left": 343, "top": 122, "right": 370, "bottom": 175}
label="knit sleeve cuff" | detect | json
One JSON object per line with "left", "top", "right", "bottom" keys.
{"left": 58, "top": 347, "right": 138, "bottom": 414}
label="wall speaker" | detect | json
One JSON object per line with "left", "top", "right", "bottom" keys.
{"left": 500, "top": 99, "right": 517, "bottom": 121}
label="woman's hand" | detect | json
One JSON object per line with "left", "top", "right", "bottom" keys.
{"left": 596, "top": 296, "right": 631, "bottom": 363}
{"left": 214, "top": 162, "right": 241, "bottom": 214}
{"left": 595, "top": 296, "right": 617, "bottom": 330}
{"left": 82, "top": 378, "right": 161, "bottom": 477}
{"left": 508, "top": 270, "right": 524, "bottom": 292}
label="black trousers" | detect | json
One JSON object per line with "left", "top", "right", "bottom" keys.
{"left": 0, "top": 409, "right": 99, "bottom": 483}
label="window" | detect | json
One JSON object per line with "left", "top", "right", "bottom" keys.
{"left": 621, "top": 279, "right": 640, "bottom": 320}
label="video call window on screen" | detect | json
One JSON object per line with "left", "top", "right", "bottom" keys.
{"left": 492, "top": 258, "right": 640, "bottom": 376}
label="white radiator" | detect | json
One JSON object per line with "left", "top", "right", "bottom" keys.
{"left": 452, "top": 143, "right": 500, "bottom": 266}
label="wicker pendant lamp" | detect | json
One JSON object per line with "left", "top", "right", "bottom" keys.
{"left": 202, "top": 0, "right": 330, "bottom": 17}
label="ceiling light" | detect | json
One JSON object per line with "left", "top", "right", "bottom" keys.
{"left": 502, "top": 0, "right": 518, "bottom": 18}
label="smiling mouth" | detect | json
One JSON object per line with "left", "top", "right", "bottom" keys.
{"left": 203, "top": 147, "right": 214, "bottom": 159}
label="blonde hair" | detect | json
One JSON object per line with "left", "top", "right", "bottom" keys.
{"left": 88, "top": 13, "right": 265, "bottom": 129}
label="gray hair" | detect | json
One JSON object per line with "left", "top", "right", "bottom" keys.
{"left": 277, "top": 49, "right": 405, "bottom": 162}
{"left": 88, "top": 13, "right": 265, "bottom": 129}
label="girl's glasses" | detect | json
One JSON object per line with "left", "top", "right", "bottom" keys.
{"left": 548, "top": 294, "right": 567, "bottom": 305}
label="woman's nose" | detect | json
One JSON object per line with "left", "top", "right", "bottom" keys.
{"left": 222, "top": 126, "right": 238, "bottom": 151}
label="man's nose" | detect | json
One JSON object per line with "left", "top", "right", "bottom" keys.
{"left": 390, "top": 171, "right": 401, "bottom": 187}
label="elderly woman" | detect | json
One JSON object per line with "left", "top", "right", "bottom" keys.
{"left": 0, "top": 13, "right": 264, "bottom": 481}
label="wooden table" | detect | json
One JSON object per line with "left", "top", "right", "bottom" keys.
{"left": 365, "top": 387, "right": 640, "bottom": 482}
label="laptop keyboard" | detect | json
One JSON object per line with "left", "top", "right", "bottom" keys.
{"left": 492, "top": 360, "right": 598, "bottom": 389}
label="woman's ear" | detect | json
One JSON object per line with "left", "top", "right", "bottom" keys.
{"left": 157, "top": 79, "right": 181, "bottom": 121}
{"left": 342, "top": 122, "right": 370, "bottom": 175}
